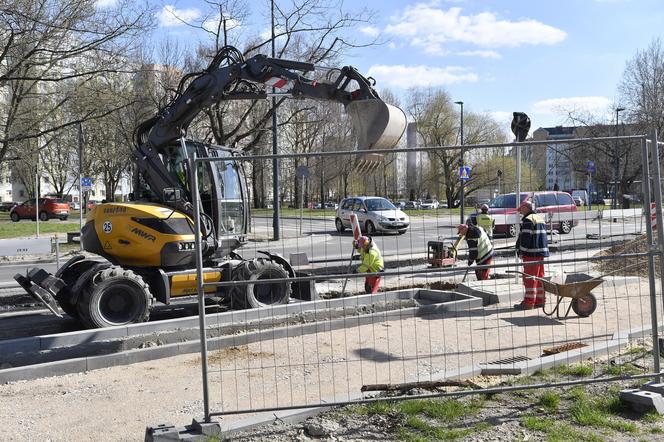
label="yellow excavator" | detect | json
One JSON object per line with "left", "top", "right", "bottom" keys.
{"left": 14, "top": 46, "right": 406, "bottom": 328}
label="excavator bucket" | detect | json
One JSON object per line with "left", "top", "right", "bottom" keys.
{"left": 346, "top": 99, "right": 407, "bottom": 172}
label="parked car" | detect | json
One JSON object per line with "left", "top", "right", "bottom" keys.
{"left": 69, "top": 201, "right": 81, "bottom": 210}
{"left": 324, "top": 201, "right": 338, "bottom": 210}
{"left": 469, "top": 191, "right": 578, "bottom": 237}
{"left": 403, "top": 200, "right": 420, "bottom": 210}
{"left": 572, "top": 196, "right": 584, "bottom": 207}
{"left": 86, "top": 200, "right": 100, "bottom": 210}
{"left": 10, "top": 198, "right": 70, "bottom": 222}
{"left": 0, "top": 201, "right": 17, "bottom": 212}
{"left": 420, "top": 199, "right": 439, "bottom": 210}
{"left": 335, "top": 196, "right": 410, "bottom": 235}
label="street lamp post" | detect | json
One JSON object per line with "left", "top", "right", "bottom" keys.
{"left": 455, "top": 101, "right": 464, "bottom": 224}
{"left": 613, "top": 107, "right": 625, "bottom": 209}
{"left": 271, "top": 0, "right": 280, "bottom": 240}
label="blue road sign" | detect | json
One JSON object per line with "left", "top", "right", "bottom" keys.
{"left": 81, "top": 177, "right": 93, "bottom": 189}
{"left": 586, "top": 160, "right": 595, "bottom": 174}
{"left": 459, "top": 166, "right": 471, "bottom": 181}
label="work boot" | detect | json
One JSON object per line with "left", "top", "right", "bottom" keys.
{"left": 513, "top": 301, "right": 537, "bottom": 310}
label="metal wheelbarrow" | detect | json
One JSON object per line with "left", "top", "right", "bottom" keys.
{"left": 507, "top": 271, "right": 602, "bottom": 319}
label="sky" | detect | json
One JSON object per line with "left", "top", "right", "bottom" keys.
{"left": 101, "top": 0, "right": 664, "bottom": 133}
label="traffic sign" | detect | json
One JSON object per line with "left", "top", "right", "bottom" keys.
{"left": 81, "top": 177, "right": 93, "bottom": 190}
{"left": 586, "top": 160, "right": 595, "bottom": 174}
{"left": 459, "top": 166, "right": 471, "bottom": 181}
{"left": 296, "top": 165, "right": 309, "bottom": 178}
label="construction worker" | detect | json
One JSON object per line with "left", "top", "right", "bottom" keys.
{"left": 353, "top": 235, "right": 384, "bottom": 294}
{"left": 514, "top": 200, "right": 549, "bottom": 310}
{"left": 476, "top": 204, "right": 495, "bottom": 240}
{"left": 458, "top": 223, "right": 494, "bottom": 280}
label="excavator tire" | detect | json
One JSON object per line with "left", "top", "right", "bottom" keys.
{"left": 229, "top": 258, "right": 291, "bottom": 309}
{"left": 77, "top": 267, "right": 153, "bottom": 329}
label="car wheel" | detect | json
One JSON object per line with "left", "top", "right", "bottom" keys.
{"left": 507, "top": 224, "right": 518, "bottom": 237}
{"left": 398, "top": 230, "right": 407, "bottom": 235}
{"left": 10, "top": 212, "right": 19, "bottom": 222}
{"left": 60, "top": 216, "right": 68, "bottom": 221}
{"left": 335, "top": 218, "right": 345, "bottom": 233}
{"left": 365, "top": 221, "right": 376, "bottom": 235}
{"left": 559, "top": 220, "right": 572, "bottom": 234}
{"left": 39, "top": 211, "right": 49, "bottom": 222}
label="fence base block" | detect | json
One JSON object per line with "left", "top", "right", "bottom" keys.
{"left": 619, "top": 388, "right": 664, "bottom": 414}
{"left": 145, "top": 419, "right": 222, "bottom": 441}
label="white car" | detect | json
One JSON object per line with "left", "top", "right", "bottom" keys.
{"left": 420, "top": 199, "right": 439, "bottom": 209}
{"left": 335, "top": 196, "right": 410, "bottom": 235}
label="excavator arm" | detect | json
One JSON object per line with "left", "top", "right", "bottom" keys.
{"left": 133, "top": 47, "right": 405, "bottom": 212}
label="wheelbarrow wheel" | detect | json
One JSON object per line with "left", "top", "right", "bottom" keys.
{"left": 571, "top": 293, "right": 597, "bottom": 317}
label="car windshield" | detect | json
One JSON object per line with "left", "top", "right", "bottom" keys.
{"left": 365, "top": 198, "right": 396, "bottom": 211}
{"left": 489, "top": 193, "right": 529, "bottom": 208}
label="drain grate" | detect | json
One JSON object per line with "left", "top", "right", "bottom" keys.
{"left": 485, "top": 355, "right": 531, "bottom": 365}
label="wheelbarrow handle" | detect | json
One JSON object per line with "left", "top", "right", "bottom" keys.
{"left": 505, "top": 270, "right": 552, "bottom": 285}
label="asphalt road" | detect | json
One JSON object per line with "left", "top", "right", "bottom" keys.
{"left": 0, "top": 214, "right": 645, "bottom": 283}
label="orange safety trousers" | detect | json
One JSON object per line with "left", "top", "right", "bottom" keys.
{"left": 475, "top": 257, "right": 492, "bottom": 281}
{"left": 365, "top": 276, "right": 382, "bottom": 294}
{"left": 522, "top": 256, "right": 545, "bottom": 306}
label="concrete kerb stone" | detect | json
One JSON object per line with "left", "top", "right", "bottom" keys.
{"left": 0, "top": 288, "right": 483, "bottom": 383}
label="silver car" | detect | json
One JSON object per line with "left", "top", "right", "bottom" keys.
{"left": 335, "top": 196, "right": 410, "bottom": 235}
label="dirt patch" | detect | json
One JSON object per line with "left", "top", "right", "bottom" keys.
{"left": 595, "top": 234, "right": 661, "bottom": 278}
{"left": 188, "top": 346, "right": 275, "bottom": 366}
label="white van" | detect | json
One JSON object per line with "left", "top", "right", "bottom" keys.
{"left": 571, "top": 190, "right": 588, "bottom": 206}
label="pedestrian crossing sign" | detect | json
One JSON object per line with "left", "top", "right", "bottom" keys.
{"left": 459, "top": 166, "right": 471, "bottom": 181}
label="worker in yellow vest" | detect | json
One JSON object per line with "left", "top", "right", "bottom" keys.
{"left": 353, "top": 235, "right": 384, "bottom": 294}
{"left": 476, "top": 204, "right": 495, "bottom": 240}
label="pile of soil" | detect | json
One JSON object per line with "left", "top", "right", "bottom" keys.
{"left": 595, "top": 234, "right": 661, "bottom": 278}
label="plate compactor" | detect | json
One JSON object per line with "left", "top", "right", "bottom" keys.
{"left": 427, "top": 235, "right": 464, "bottom": 267}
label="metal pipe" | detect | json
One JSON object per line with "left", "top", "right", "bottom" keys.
{"left": 641, "top": 136, "right": 660, "bottom": 380}
{"left": 649, "top": 131, "right": 664, "bottom": 331}
{"left": 78, "top": 123, "right": 84, "bottom": 251}
{"left": 187, "top": 144, "right": 211, "bottom": 423}
{"left": 271, "top": 0, "right": 280, "bottom": 241}
{"left": 201, "top": 251, "right": 651, "bottom": 288}
{"left": 192, "top": 134, "right": 646, "bottom": 163}
{"left": 455, "top": 101, "right": 464, "bottom": 224}
{"left": 210, "top": 372, "right": 664, "bottom": 417}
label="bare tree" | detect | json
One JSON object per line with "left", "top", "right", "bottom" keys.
{"left": 619, "top": 38, "right": 664, "bottom": 135}
{"left": 0, "top": 0, "right": 153, "bottom": 164}
{"left": 407, "top": 87, "right": 507, "bottom": 207}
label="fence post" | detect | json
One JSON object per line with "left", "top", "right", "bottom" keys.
{"left": 641, "top": 136, "right": 660, "bottom": 381}
{"left": 54, "top": 235, "right": 60, "bottom": 270}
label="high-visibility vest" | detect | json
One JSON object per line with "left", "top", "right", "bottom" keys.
{"left": 476, "top": 213, "right": 494, "bottom": 237}
{"left": 358, "top": 244, "right": 384, "bottom": 273}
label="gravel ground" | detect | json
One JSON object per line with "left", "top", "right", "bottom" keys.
{"left": 229, "top": 347, "right": 664, "bottom": 442}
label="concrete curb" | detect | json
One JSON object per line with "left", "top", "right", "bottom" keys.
{"left": 0, "top": 289, "right": 483, "bottom": 383}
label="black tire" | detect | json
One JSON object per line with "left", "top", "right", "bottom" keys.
{"left": 55, "top": 260, "right": 98, "bottom": 321}
{"left": 365, "top": 221, "right": 376, "bottom": 235}
{"left": 39, "top": 211, "right": 49, "bottom": 222}
{"left": 10, "top": 212, "right": 19, "bottom": 222}
{"left": 559, "top": 220, "right": 572, "bottom": 234}
{"left": 335, "top": 218, "right": 345, "bottom": 233}
{"left": 229, "top": 258, "right": 291, "bottom": 309}
{"left": 60, "top": 216, "right": 68, "bottom": 221}
{"left": 571, "top": 293, "right": 597, "bottom": 318}
{"left": 507, "top": 224, "right": 518, "bottom": 238}
{"left": 398, "top": 230, "right": 407, "bottom": 235}
{"left": 77, "top": 267, "right": 153, "bottom": 328}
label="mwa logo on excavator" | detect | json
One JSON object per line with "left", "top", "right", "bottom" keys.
{"left": 130, "top": 227, "right": 156, "bottom": 242}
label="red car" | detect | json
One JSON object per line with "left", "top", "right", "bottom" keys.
{"left": 10, "top": 198, "right": 70, "bottom": 222}
{"left": 471, "top": 192, "right": 578, "bottom": 237}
